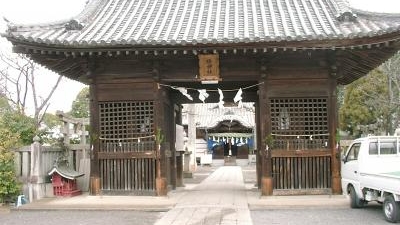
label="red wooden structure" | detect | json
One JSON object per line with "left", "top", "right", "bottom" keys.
{"left": 48, "top": 160, "right": 84, "bottom": 197}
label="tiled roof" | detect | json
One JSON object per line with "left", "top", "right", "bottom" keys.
{"left": 182, "top": 103, "right": 255, "bottom": 129}
{"left": 48, "top": 159, "right": 84, "bottom": 180}
{"left": 4, "top": 0, "right": 400, "bottom": 48}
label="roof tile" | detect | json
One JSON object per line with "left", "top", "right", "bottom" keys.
{"left": 4, "top": 0, "right": 400, "bottom": 47}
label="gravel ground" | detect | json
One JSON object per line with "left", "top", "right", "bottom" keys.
{"left": 0, "top": 210, "right": 163, "bottom": 225}
{"left": 251, "top": 204, "right": 390, "bottom": 225}
{"left": 2, "top": 164, "right": 387, "bottom": 225}
{"left": 0, "top": 163, "right": 257, "bottom": 225}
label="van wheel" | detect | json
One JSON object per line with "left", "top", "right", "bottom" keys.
{"left": 383, "top": 195, "right": 400, "bottom": 223}
{"left": 349, "top": 186, "right": 365, "bottom": 208}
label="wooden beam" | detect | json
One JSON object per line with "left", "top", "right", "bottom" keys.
{"left": 98, "top": 151, "right": 156, "bottom": 159}
{"left": 271, "top": 150, "right": 331, "bottom": 157}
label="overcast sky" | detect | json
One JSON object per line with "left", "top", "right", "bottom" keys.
{"left": 0, "top": 0, "right": 400, "bottom": 114}
{"left": 0, "top": 0, "right": 87, "bottom": 115}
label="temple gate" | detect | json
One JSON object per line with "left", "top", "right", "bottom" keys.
{"left": 4, "top": 0, "right": 400, "bottom": 196}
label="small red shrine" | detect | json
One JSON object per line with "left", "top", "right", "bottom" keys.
{"left": 48, "top": 160, "right": 84, "bottom": 197}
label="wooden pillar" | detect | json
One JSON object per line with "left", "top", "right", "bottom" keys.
{"left": 154, "top": 65, "right": 168, "bottom": 196}
{"left": 259, "top": 69, "right": 273, "bottom": 196}
{"left": 255, "top": 101, "right": 262, "bottom": 188}
{"left": 329, "top": 68, "right": 341, "bottom": 194}
{"left": 176, "top": 152, "right": 184, "bottom": 187}
{"left": 89, "top": 74, "right": 101, "bottom": 196}
{"left": 175, "top": 105, "right": 184, "bottom": 187}
{"left": 169, "top": 104, "right": 177, "bottom": 190}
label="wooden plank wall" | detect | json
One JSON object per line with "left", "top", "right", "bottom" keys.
{"left": 100, "top": 158, "right": 156, "bottom": 195}
{"left": 272, "top": 156, "right": 331, "bottom": 190}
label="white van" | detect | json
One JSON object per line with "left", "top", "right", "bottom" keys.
{"left": 341, "top": 136, "right": 400, "bottom": 223}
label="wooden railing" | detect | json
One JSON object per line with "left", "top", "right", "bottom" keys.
{"left": 100, "top": 158, "right": 156, "bottom": 195}
{"left": 272, "top": 155, "right": 332, "bottom": 193}
{"left": 273, "top": 139, "right": 329, "bottom": 151}
{"left": 99, "top": 139, "right": 157, "bottom": 195}
{"left": 270, "top": 135, "right": 332, "bottom": 194}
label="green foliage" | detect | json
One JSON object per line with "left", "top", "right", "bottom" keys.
{"left": 0, "top": 96, "right": 12, "bottom": 114}
{"left": 265, "top": 134, "right": 274, "bottom": 149}
{"left": 336, "top": 85, "right": 345, "bottom": 111}
{"left": 0, "top": 111, "right": 36, "bottom": 146}
{"left": 155, "top": 128, "right": 165, "bottom": 144}
{"left": 0, "top": 128, "right": 21, "bottom": 203}
{"left": 70, "top": 87, "right": 89, "bottom": 118}
{"left": 0, "top": 100, "right": 23, "bottom": 202}
{"left": 381, "top": 51, "right": 400, "bottom": 133}
{"left": 40, "top": 113, "right": 62, "bottom": 145}
{"left": 339, "top": 69, "right": 391, "bottom": 136}
{"left": 42, "top": 113, "right": 62, "bottom": 129}
{"left": 68, "top": 87, "right": 90, "bottom": 145}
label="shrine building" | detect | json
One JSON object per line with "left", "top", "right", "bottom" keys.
{"left": 3, "top": 0, "right": 400, "bottom": 196}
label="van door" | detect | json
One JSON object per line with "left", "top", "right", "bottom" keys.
{"left": 342, "top": 142, "right": 361, "bottom": 192}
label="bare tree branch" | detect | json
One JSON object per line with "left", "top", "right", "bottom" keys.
{"left": 380, "top": 51, "right": 400, "bottom": 130}
{"left": 0, "top": 51, "right": 63, "bottom": 130}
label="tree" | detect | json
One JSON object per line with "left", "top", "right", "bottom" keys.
{"left": 0, "top": 94, "right": 12, "bottom": 114}
{"left": 40, "top": 113, "right": 63, "bottom": 145}
{"left": 0, "top": 48, "right": 64, "bottom": 145}
{"left": 0, "top": 95, "right": 36, "bottom": 145}
{"left": 69, "top": 87, "right": 89, "bottom": 118}
{"left": 339, "top": 69, "right": 391, "bottom": 136}
{"left": 380, "top": 51, "right": 400, "bottom": 132}
{"left": 339, "top": 51, "right": 400, "bottom": 137}
{"left": 0, "top": 119, "right": 21, "bottom": 203}
{"left": 0, "top": 51, "right": 62, "bottom": 130}
{"left": 1, "top": 111, "right": 37, "bottom": 146}
{"left": 336, "top": 85, "right": 345, "bottom": 112}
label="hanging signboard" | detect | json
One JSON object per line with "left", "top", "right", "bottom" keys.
{"left": 198, "top": 54, "right": 220, "bottom": 82}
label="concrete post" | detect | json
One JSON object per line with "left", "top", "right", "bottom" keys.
{"left": 183, "top": 150, "right": 193, "bottom": 178}
{"left": 21, "top": 150, "right": 30, "bottom": 179}
{"left": 187, "top": 104, "right": 197, "bottom": 172}
{"left": 29, "top": 136, "right": 46, "bottom": 201}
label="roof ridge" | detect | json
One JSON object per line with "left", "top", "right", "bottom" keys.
{"left": 351, "top": 8, "right": 400, "bottom": 17}
{"left": 4, "top": 0, "right": 105, "bottom": 33}
{"left": 5, "top": 18, "right": 70, "bottom": 32}
{"left": 332, "top": 0, "right": 358, "bottom": 22}
{"left": 74, "top": 0, "right": 107, "bottom": 25}
{"left": 333, "top": 0, "right": 351, "bottom": 12}
{"left": 4, "top": 0, "right": 400, "bottom": 50}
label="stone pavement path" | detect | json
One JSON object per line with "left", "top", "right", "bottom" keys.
{"left": 154, "top": 166, "right": 252, "bottom": 225}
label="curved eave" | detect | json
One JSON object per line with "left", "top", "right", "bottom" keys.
{"left": 2, "top": 27, "right": 400, "bottom": 49}
{"left": 48, "top": 167, "right": 84, "bottom": 180}
{"left": 6, "top": 29, "right": 400, "bottom": 54}
{"left": 203, "top": 118, "right": 254, "bottom": 130}
{"left": 5, "top": 31, "right": 400, "bottom": 85}
{"left": 208, "top": 133, "right": 254, "bottom": 138}
{"left": 351, "top": 8, "right": 400, "bottom": 19}
{"left": 337, "top": 47, "right": 400, "bottom": 85}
